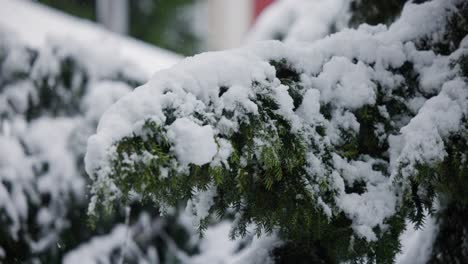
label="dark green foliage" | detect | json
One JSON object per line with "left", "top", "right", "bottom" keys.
{"left": 39, "top": 0, "right": 96, "bottom": 21}
{"left": 110, "top": 121, "right": 203, "bottom": 208}
{"left": 355, "top": 105, "right": 386, "bottom": 156}
{"left": 426, "top": 128, "right": 468, "bottom": 263}
{"left": 429, "top": 203, "right": 468, "bottom": 264}
{"left": 459, "top": 54, "right": 468, "bottom": 77}
{"left": 106, "top": 64, "right": 312, "bottom": 238}
{"left": 270, "top": 59, "right": 303, "bottom": 110}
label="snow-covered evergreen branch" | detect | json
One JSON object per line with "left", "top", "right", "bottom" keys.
{"left": 86, "top": 0, "right": 468, "bottom": 262}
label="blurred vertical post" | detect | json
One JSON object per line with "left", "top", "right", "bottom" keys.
{"left": 96, "top": 0, "right": 128, "bottom": 34}
{"left": 207, "top": 0, "right": 253, "bottom": 50}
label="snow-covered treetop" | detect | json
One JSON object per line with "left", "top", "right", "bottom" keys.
{"left": 85, "top": 0, "right": 467, "bottom": 262}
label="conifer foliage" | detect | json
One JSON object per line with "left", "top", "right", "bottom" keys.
{"left": 86, "top": 0, "right": 468, "bottom": 263}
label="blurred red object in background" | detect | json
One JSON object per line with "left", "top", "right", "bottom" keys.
{"left": 254, "top": 0, "right": 274, "bottom": 20}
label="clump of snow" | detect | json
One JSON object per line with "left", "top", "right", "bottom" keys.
{"left": 314, "top": 56, "right": 376, "bottom": 109}
{"left": 82, "top": 81, "right": 133, "bottom": 124}
{"left": 297, "top": 89, "right": 321, "bottom": 124}
{"left": 167, "top": 118, "right": 217, "bottom": 166}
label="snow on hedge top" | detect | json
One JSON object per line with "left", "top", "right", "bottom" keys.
{"left": 85, "top": 0, "right": 467, "bottom": 242}
{"left": 0, "top": 0, "right": 181, "bottom": 77}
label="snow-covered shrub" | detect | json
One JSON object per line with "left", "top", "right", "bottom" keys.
{"left": 0, "top": 33, "right": 202, "bottom": 263}
{"left": 0, "top": 34, "right": 135, "bottom": 261}
{"left": 86, "top": 0, "right": 468, "bottom": 262}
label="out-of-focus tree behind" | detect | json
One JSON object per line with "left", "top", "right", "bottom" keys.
{"left": 39, "top": 0, "right": 96, "bottom": 21}
{"left": 128, "top": 0, "right": 201, "bottom": 56}
{"left": 39, "top": 0, "right": 202, "bottom": 56}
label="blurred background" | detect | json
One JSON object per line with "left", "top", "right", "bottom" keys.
{"left": 38, "top": 0, "right": 275, "bottom": 56}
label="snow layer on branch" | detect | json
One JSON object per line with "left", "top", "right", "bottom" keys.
{"left": 86, "top": 0, "right": 467, "bottom": 244}
{"left": 25, "top": 118, "right": 84, "bottom": 198}
{"left": 0, "top": 0, "right": 181, "bottom": 77}
{"left": 63, "top": 225, "right": 130, "bottom": 264}
{"left": 85, "top": 46, "right": 281, "bottom": 176}
{"left": 185, "top": 220, "right": 280, "bottom": 264}
{"left": 168, "top": 118, "right": 217, "bottom": 166}
{"left": 314, "top": 56, "right": 376, "bottom": 109}
{"left": 248, "top": 0, "right": 350, "bottom": 43}
{"left": 389, "top": 79, "right": 467, "bottom": 179}
{"left": 82, "top": 81, "right": 133, "bottom": 124}
{"left": 63, "top": 212, "right": 164, "bottom": 264}
{"left": 396, "top": 215, "right": 437, "bottom": 264}
{"left": 185, "top": 183, "right": 217, "bottom": 227}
